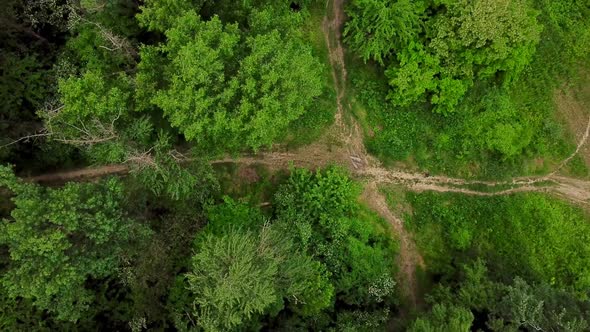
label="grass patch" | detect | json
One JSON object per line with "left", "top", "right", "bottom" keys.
{"left": 405, "top": 191, "right": 590, "bottom": 294}
{"left": 564, "top": 155, "right": 589, "bottom": 178}
{"left": 281, "top": 3, "right": 337, "bottom": 149}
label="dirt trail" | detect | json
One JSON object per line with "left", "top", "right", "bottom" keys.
{"left": 322, "top": 0, "right": 373, "bottom": 170}
{"left": 21, "top": 0, "right": 590, "bottom": 312}
{"left": 551, "top": 113, "right": 590, "bottom": 176}
{"left": 360, "top": 182, "right": 425, "bottom": 309}
{"left": 28, "top": 164, "right": 129, "bottom": 183}
{"left": 25, "top": 1, "right": 590, "bottom": 205}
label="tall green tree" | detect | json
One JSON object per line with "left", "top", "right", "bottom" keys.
{"left": 0, "top": 166, "right": 148, "bottom": 321}
{"left": 138, "top": 9, "right": 323, "bottom": 152}
{"left": 274, "top": 167, "right": 397, "bottom": 327}
{"left": 345, "top": 0, "right": 542, "bottom": 114}
{"left": 174, "top": 225, "right": 333, "bottom": 331}
{"left": 344, "top": 0, "right": 425, "bottom": 65}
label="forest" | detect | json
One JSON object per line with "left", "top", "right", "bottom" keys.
{"left": 1, "top": 0, "right": 589, "bottom": 331}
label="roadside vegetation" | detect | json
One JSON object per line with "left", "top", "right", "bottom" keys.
{"left": 384, "top": 188, "right": 590, "bottom": 330}
{"left": 345, "top": 0, "right": 590, "bottom": 179}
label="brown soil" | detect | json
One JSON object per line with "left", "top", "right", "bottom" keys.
{"left": 28, "top": 164, "right": 129, "bottom": 183}
{"left": 360, "top": 182, "right": 425, "bottom": 311}
{"left": 555, "top": 87, "right": 590, "bottom": 170}
{"left": 237, "top": 166, "right": 260, "bottom": 184}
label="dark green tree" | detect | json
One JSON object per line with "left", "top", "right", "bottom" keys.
{"left": 344, "top": 0, "right": 425, "bottom": 64}
{"left": 0, "top": 165, "right": 148, "bottom": 321}
{"left": 492, "top": 277, "right": 589, "bottom": 332}
{"left": 274, "top": 167, "right": 397, "bottom": 327}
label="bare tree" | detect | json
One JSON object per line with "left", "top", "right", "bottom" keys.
{"left": 41, "top": 99, "right": 119, "bottom": 146}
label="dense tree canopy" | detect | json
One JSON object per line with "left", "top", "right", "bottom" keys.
{"left": 166, "top": 167, "right": 398, "bottom": 331}
{"left": 344, "top": 0, "right": 425, "bottom": 65}
{"left": 402, "top": 191, "right": 590, "bottom": 330}
{"left": 138, "top": 7, "right": 324, "bottom": 152}
{"left": 179, "top": 226, "right": 332, "bottom": 331}
{"left": 346, "top": 0, "right": 542, "bottom": 114}
{"left": 273, "top": 167, "right": 398, "bottom": 329}
{"left": 0, "top": 166, "right": 148, "bottom": 321}
{"left": 350, "top": 0, "right": 590, "bottom": 171}
{"left": 411, "top": 260, "right": 590, "bottom": 331}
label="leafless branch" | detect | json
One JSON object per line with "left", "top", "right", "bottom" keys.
{"left": 65, "top": 5, "right": 137, "bottom": 59}
{"left": 0, "top": 132, "right": 52, "bottom": 150}
{"left": 41, "top": 102, "right": 120, "bottom": 148}
{"left": 98, "top": 45, "right": 117, "bottom": 52}
{"left": 169, "top": 149, "right": 188, "bottom": 162}
{"left": 55, "top": 135, "right": 118, "bottom": 145}
{"left": 124, "top": 147, "right": 157, "bottom": 170}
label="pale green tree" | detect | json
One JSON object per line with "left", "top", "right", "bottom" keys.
{"left": 141, "top": 11, "right": 323, "bottom": 152}
{"left": 177, "top": 226, "right": 333, "bottom": 331}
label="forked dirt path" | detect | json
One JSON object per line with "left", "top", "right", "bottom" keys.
{"left": 360, "top": 182, "right": 425, "bottom": 310}
{"left": 21, "top": 0, "right": 590, "bottom": 312}
{"left": 26, "top": 0, "right": 590, "bottom": 204}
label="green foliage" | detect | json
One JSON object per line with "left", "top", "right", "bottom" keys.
{"left": 0, "top": 0, "right": 69, "bottom": 167}
{"left": 384, "top": 42, "right": 442, "bottom": 108}
{"left": 462, "top": 89, "right": 534, "bottom": 159}
{"left": 141, "top": 10, "right": 324, "bottom": 152}
{"left": 51, "top": 70, "right": 131, "bottom": 151}
{"left": 176, "top": 225, "right": 333, "bottom": 331}
{"left": 205, "top": 196, "right": 264, "bottom": 233}
{"left": 275, "top": 167, "right": 359, "bottom": 225}
{"left": 169, "top": 168, "right": 398, "bottom": 331}
{"left": 418, "top": 260, "right": 590, "bottom": 331}
{"left": 131, "top": 133, "right": 220, "bottom": 202}
{"left": 428, "top": 0, "right": 542, "bottom": 82}
{"left": 347, "top": 0, "right": 542, "bottom": 114}
{"left": 235, "top": 31, "right": 323, "bottom": 149}
{"left": 2, "top": 0, "right": 341, "bottom": 329}
{"left": 0, "top": 53, "right": 53, "bottom": 163}
{"left": 405, "top": 191, "right": 590, "bottom": 328}
{"left": 408, "top": 304, "right": 474, "bottom": 332}
{"left": 0, "top": 165, "right": 148, "bottom": 321}
{"left": 120, "top": 172, "right": 216, "bottom": 329}
{"left": 137, "top": 0, "right": 206, "bottom": 32}
{"left": 145, "top": 12, "right": 240, "bottom": 147}
{"left": 344, "top": 0, "right": 425, "bottom": 65}
{"left": 346, "top": 0, "right": 590, "bottom": 176}
{"left": 0, "top": 53, "right": 49, "bottom": 120}
{"left": 335, "top": 308, "right": 391, "bottom": 332}
{"left": 274, "top": 167, "right": 397, "bottom": 328}
{"left": 496, "top": 277, "right": 589, "bottom": 331}
{"left": 408, "top": 192, "right": 590, "bottom": 293}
